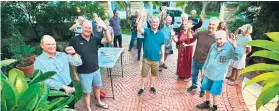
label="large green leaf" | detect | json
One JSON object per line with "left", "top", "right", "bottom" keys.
{"left": 49, "top": 90, "right": 69, "bottom": 97}
{"left": 54, "top": 95, "right": 74, "bottom": 110}
{"left": 240, "top": 63, "right": 279, "bottom": 74}
{"left": 1, "top": 78, "right": 17, "bottom": 111}
{"left": 1, "top": 72, "right": 7, "bottom": 80}
{"left": 1, "top": 90, "right": 7, "bottom": 111}
{"left": 266, "top": 32, "right": 279, "bottom": 43}
{"left": 262, "top": 81, "right": 279, "bottom": 93}
{"left": 256, "top": 84, "right": 279, "bottom": 110}
{"left": 251, "top": 50, "right": 279, "bottom": 62}
{"left": 32, "top": 69, "right": 42, "bottom": 78}
{"left": 29, "top": 71, "right": 56, "bottom": 86}
{"left": 35, "top": 83, "right": 50, "bottom": 108}
{"left": 16, "top": 83, "right": 41, "bottom": 111}
{"left": 247, "top": 40, "right": 279, "bottom": 53}
{"left": 47, "top": 96, "right": 73, "bottom": 111}
{"left": 8, "top": 68, "right": 28, "bottom": 96}
{"left": 1, "top": 59, "right": 17, "bottom": 68}
{"left": 244, "top": 71, "right": 279, "bottom": 88}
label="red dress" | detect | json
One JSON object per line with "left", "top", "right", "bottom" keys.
{"left": 176, "top": 31, "right": 195, "bottom": 79}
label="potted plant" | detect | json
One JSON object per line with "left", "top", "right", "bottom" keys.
{"left": 10, "top": 44, "right": 36, "bottom": 77}
{"left": 240, "top": 32, "right": 279, "bottom": 110}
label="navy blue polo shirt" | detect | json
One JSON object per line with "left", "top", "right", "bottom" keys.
{"left": 143, "top": 28, "right": 165, "bottom": 61}
{"left": 69, "top": 34, "right": 101, "bottom": 74}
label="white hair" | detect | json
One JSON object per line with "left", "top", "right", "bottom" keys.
{"left": 215, "top": 30, "right": 227, "bottom": 39}
{"left": 181, "top": 13, "right": 188, "bottom": 18}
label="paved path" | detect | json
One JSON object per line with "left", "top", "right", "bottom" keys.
{"left": 75, "top": 41, "right": 249, "bottom": 111}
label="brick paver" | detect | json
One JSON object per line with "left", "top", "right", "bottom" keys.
{"left": 75, "top": 43, "right": 249, "bottom": 111}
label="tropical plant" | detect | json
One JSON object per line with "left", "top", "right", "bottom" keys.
{"left": 1, "top": 66, "right": 74, "bottom": 111}
{"left": 240, "top": 32, "right": 279, "bottom": 110}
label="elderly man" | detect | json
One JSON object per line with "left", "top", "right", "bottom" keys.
{"left": 69, "top": 18, "right": 112, "bottom": 110}
{"left": 69, "top": 16, "right": 85, "bottom": 36}
{"left": 137, "top": 8, "right": 165, "bottom": 95}
{"left": 34, "top": 35, "right": 82, "bottom": 108}
{"left": 110, "top": 10, "right": 122, "bottom": 48}
{"left": 159, "top": 8, "right": 175, "bottom": 71}
{"left": 187, "top": 17, "right": 219, "bottom": 97}
{"left": 196, "top": 30, "right": 242, "bottom": 111}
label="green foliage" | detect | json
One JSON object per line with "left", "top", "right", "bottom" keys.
{"left": 0, "top": 59, "right": 17, "bottom": 68}
{"left": 1, "top": 68, "right": 73, "bottom": 111}
{"left": 122, "top": 29, "right": 132, "bottom": 35}
{"left": 120, "top": 18, "right": 131, "bottom": 29}
{"left": 240, "top": 32, "right": 279, "bottom": 110}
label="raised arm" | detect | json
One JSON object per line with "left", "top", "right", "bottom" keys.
{"left": 94, "top": 17, "right": 112, "bottom": 44}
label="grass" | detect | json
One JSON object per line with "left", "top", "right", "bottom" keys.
{"left": 122, "top": 28, "right": 132, "bottom": 35}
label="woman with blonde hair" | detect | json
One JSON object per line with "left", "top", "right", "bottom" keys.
{"left": 227, "top": 24, "right": 253, "bottom": 86}
{"left": 217, "top": 21, "right": 230, "bottom": 38}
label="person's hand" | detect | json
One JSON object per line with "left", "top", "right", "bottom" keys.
{"left": 161, "top": 7, "right": 167, "bottom": 15}
{"left": 65, "top": 46, "right": 76, "bottom": 55}
{"left": 75, "top": 19, "right": 80, "bottom": 25}
{"left": 200, "top": 12, "right": 206, "bottom": 20}
{"left": 73, "top": 74, "right": 80, "bottom": 82}
{"left": 186, "top": 20, "right": 193, "bottom": 29}
{"left": 95, "top": 17, "right": 107, "bottom": 30}
{"left": 229, "top": 33, "right": 237, "bottom": 47}
{"left": 62, "top": 85, "right": 75, "bottom": 94}
{"left": 171, "top": 30, "right": 175, "bottom": 36}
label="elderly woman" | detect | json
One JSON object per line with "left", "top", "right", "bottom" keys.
{"left": 227, "top": 24, "right": 253, "bottom": 86}
{"left": 173, "top": 14, "right": 195, "bottom": 81}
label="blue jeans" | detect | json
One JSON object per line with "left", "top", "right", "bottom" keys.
{"left": 137, "top": 38, "right": 144, "bottom": 59}
{"left": 129, "top": 31, "right": 137, "bottom": 50}
{"left": 191, "top": 60, "right": 204, "bottom": 89}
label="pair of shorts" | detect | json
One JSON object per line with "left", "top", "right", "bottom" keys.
{"left": 141, "top": 58, "right": 159, "bottom": 77}
{"left": 201, "top": 76, "right": 224, "bottom": 95}
{"left": 79, "top": 69, "right": 102, "bottom": 94}
{"left": 230, "top": 55, "right": 246, "bottom": 69}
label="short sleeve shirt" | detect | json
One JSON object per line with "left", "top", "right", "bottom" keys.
{"left": 143, "top": 28, "right": 165, "bottom": 61}
{"left": 192, "top": 31, "right": 216, "bottom": 63}
{"left": 69, "top": 35, "right": 101, "bottom": 74}
{"left": 236, "top": 34, "right": 252, "bottom": 54}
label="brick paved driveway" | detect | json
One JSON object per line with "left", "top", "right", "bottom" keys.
{"left": 75, "top": 44, "right": 249, "bottom": 111}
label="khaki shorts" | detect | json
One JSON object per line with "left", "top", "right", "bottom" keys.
{"left": 141, "top": 58, "right": 159, "bottom": 77}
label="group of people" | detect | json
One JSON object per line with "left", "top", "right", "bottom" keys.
{"left": 33, "top": 6, "right": 253, "bottom": 111}
{"left": 134, "top": 7, "right": 252, "bottom": 111}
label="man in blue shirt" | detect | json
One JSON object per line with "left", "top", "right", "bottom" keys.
{"left": 196, "top": 30, "right": 243, "bottom": 111}
{"left": 137, "top": 8, "right": 165, "bottom": 95}
{"left": 34, "top": 35, "right": 82, "bottom": 108}
{"left": 159, "top": 8, "right": 175, "bottom": 71}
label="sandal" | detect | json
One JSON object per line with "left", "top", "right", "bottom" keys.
{"left": 96, "top": 102, "right": 109, "bottom": 109}
{"left": 184, "top": 78, "right": 191, "bottom": 82}
{"left": 228, "top": 81, "right": 238, "bottom": 86}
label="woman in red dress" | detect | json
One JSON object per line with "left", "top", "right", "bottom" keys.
{"left": 173, "top": 17, "right": 195, "bottom": 81}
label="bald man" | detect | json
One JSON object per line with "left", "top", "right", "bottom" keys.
{"left": 196, "top": 30, "right": 242, "bottom": 111}
{"left": 137, "top": 8, "right": 165, "bottom": 95}
{"left": 69, "top": 19, "right": 111, "bottom": 110}
{"left": 34, "top": 35, "right": 82, "bottom": 108}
